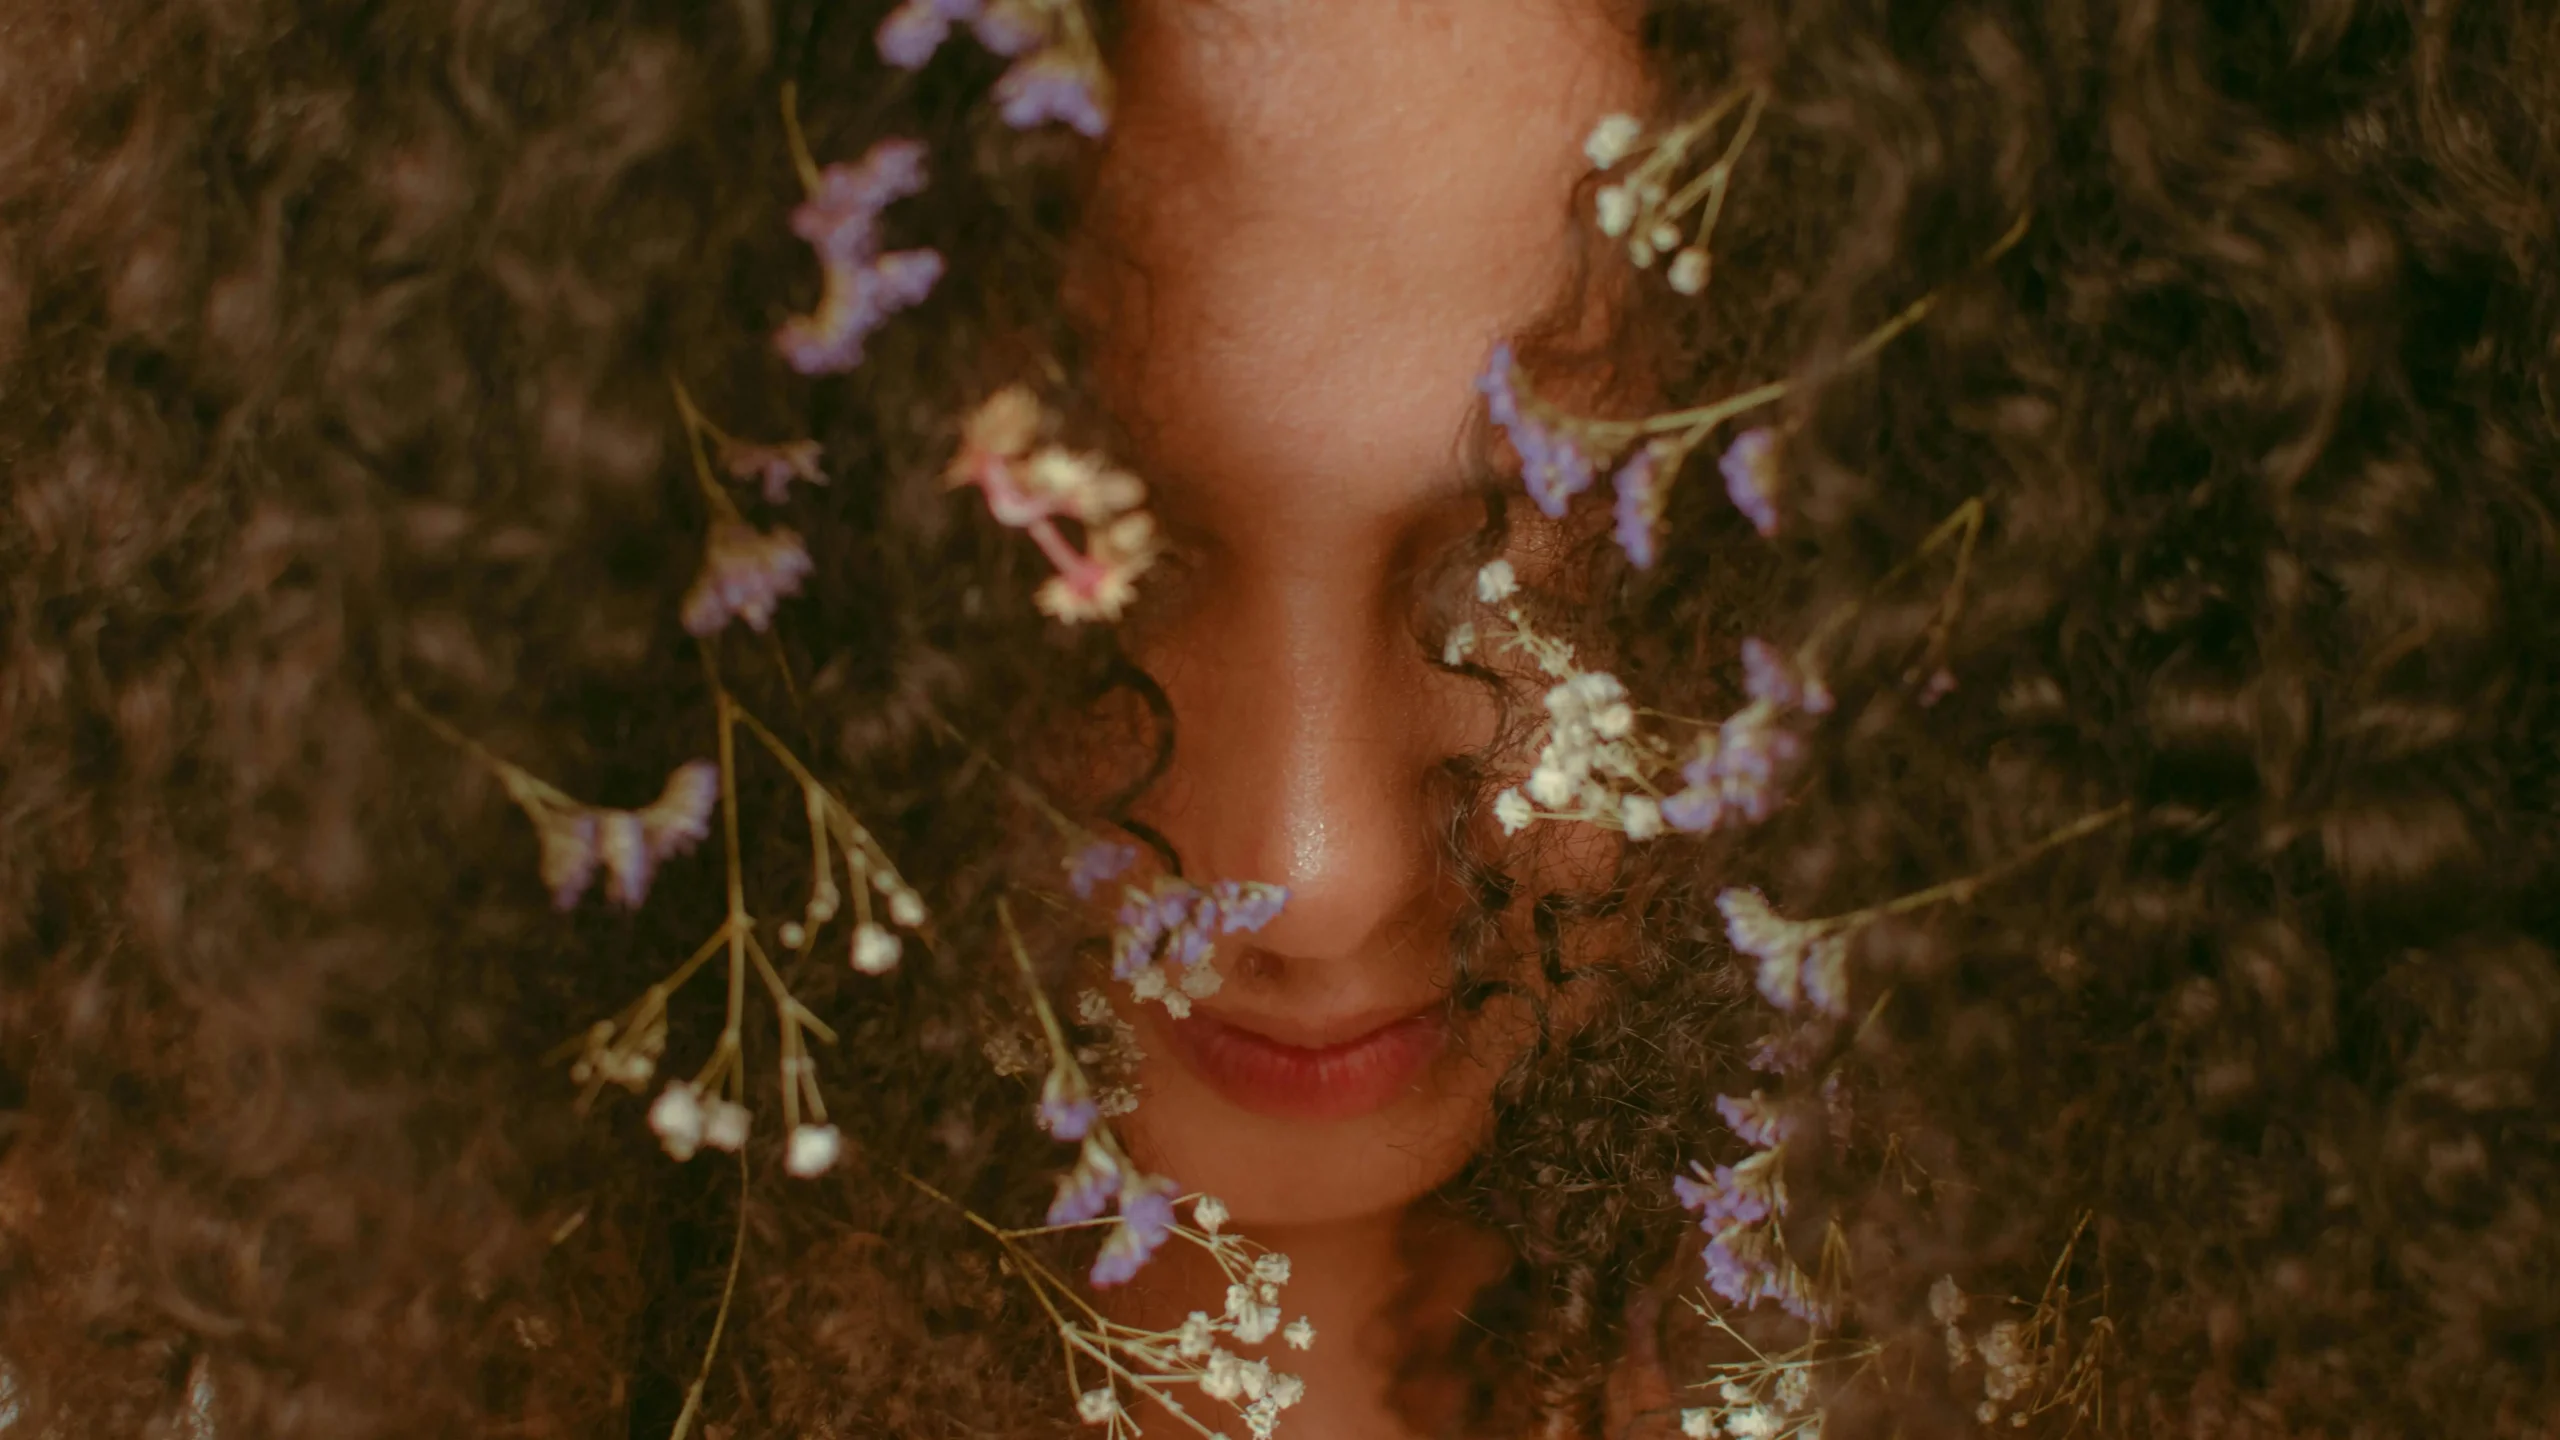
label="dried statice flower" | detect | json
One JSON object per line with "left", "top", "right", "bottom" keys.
{"left": 995, "top": 52, "right": 1110, "bottom": 137}
{"left": 1106, "top": 874, "right": 1290, "bottom": 1017}
{"left": 776, "top": 138, "right": 945, "bottom": 375}
{"left": 1718, "top": 888, "right": 1852, "bottom": 1020}
{"left": 531, "top": 759, "right": 718, "bottom": 910}
{"left": 1720, "top": 426, "right": 1783, "bottom": 537}
{"left": 1741, "top": 636, "right": 1835, "bottom": 715}
{"left": 1611, "top": 444, "right": 1663, "bottom": 568}
{"left": 1090, "top": 1174, "right": 1177, "bottom": 1286}
{"left": 1039, "top": 1063, "right": 1099, "bottom": 1141}
{"left": 1715, "top": 1091, "right": 1797, "bottom": 1148}
{"left": 1478, "top": 342, "right": 1594, "bottom": 517}
{"left": 681, "top": 519, "right": 814, "bottom": 637}
{"left": 948, "top": 387, "right": 1161, "bottom": 623}
{"left": 1064, "top": 838, "right": 1138, "bottom": 900}
{"left": 717, "top": 436, "right": 826, "bottom": 505}
{"left": 1048, "top": 1137, "right": 1122, "bottom": 1226}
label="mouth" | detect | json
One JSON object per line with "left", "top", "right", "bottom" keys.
{"left": 1159, "top": 1003, "right": 1449, "bottom": 1122}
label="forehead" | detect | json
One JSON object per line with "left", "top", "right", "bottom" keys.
{"left": 1086, "top": 0, "right": 1646, "bottom": 535}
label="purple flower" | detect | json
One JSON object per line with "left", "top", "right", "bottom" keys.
{"left": 777, "top": 248, "right": 946, "bottom": 375}
{"left": 995, "top": 53, "right": 1110, "bottom": 137}
{"left": 1719, "top": 427, "right": 1782, "bottom": 537}
{"left": 1065, "top": 839, "right": 1139, "bottom": 900}
{"left": 596, "top": 811, "right": 653, "bottom": 909}
{"left": 640, "top": 761, "right": 720, "bottom": 858}
{"left": 719, "top": 438, "right": 827, "bottom": 505}
{"left": 1611, "top": 448, "right": 1660, "bottom": 568}
{"left": 1747, "top": 1026, "right": 1828, "bottom": 1076}
{"left": 875, "top": 0, "right": 963, "bottom": 69}
{"left": 970, "top": 0, "right": 1042, "bottom": 55}
{"left": 1038, "top": 1064, "right": 1099, "bottom": 1141}
{"left": 538, "top": 811, "right": 599, "bottom": 911}
{"left": 682, "top": 521, "right": 814, "bottom": 636}
{"left": 1476, "top": 343, "right": 1594, "bottom": 518}
{"left": 1673, "top": 1159, "right": 1772, "bottom": 1234}
{"left": 1047, "top": 1139, "right": 1120, "bottom": 1226}
{"left": 1210, "top": 879, "right": 1289, "bottom": 934}
{"left": 1090, "top": 1175, "right": 1177, "bottom": 1287}
{"left": 1660, "top": 767, "right": 1724, "bottom": 835}
{"left": 1740, "top": 638, "right": 1833, "bottom": 716}
{"left": 794, "top": 142, "right": 931, "bottom": 259}
{"left": 1714, "top": 1092, "right": 1796, "bottom": 1149}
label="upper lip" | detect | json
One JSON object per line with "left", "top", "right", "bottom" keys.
{"left": 1179, "top": 997, "right": 1446, "bottom": 1051}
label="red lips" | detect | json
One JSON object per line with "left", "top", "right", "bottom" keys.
{"left": 1161, "top": 1004, "right": 1448, "bottom": 1121}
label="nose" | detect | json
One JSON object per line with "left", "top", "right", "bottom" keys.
{"left": 1128, "top": 544, "right": 1474, "bottom": 1018}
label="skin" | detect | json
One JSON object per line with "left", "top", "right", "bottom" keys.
{"left": 1075, "top": 2, "right": 1648, "bottom": 1435}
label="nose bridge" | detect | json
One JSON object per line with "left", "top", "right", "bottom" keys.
{"left": 1145, "top": 560, "right": 1441, "bottom": 956}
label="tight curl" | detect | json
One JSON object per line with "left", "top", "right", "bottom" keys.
{"left": 0, "top": 1, "right": 2553, "bottom": 1438}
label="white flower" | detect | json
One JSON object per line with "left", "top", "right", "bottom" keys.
{"left": 1266, "top": 1372, "right": 1305, "bottom": 1408}
{"left": 1649, "top": 221, "right": 1682, "bottom": 253}
{"left": 1244, "top": 1398, "right": 1282, "bottom": 1440}
{"left": 1194, "top": 1194, "right": 1229, "bottom": 1234}
{"left": 1681, "top": 1410, "right": 1714, "bottom": 1440}
{"left": 1283, "top": 1317, "right": 1316, "bottom": 1350}
{"left": 1442, "top": 620, "right": 1477, "bottom": 667}
{"left": 1595, "top": 184, "right": 1637, "bottom": 237}
{"left": 702, "top": 1097, "right": 751, "bottom": 1152}
{"left": 1592, "top": 700, "right": 1634, "bottom": 740}
{"left": 852, "top": 922, "right": 903, "bottom": 975}
{"left": 1076, "top": 1388, "right": 1120, "bottom": 1425}
{"left": 1494, "top": 787, "right": 1536, "bottom": 835}
{"left": 887, "top": 888, "right": 926, "bottom": 927}
{"left": 1226, "top": 1282, "right": 1257, "bottom": 1320}
{"left": 1474, "top": 558, "right": 1518, "bottom": 604}
{"left": 1177, "top": 1310, "right": 1217, "bottom": 1359}
{"left": 1238, "top": 1358, "right": 1273, "bottom": 1401}
{"left": 1202, "top": 1349, "right": 1246, "bottom": 1402}
{"left": 785, "top": 1122, "right": 843, "bottom": 1177}
{"left": 1252, "top": 1252, "right": 1291, "bottom": 1285}
{"left": 1668, "top": 246, "right": 1710, "bottom": 296}
{"left": 1620, "top": 794, "right": 1663, "bottom": 841}
{"left": 1583, "top": 112, "right": 1644, "bottom": 169}
{"left": 1130, "top": 966, "right": 1168, "bottom": 1001}
{"left": 649, "top": 1082, "right": 705, "bottom": 1161}
{"left": 1727, "top": 1407, "right": 1782, "bottom": 1440}
{"left": 1179, "top": 962, "right": 1225, "bottom": 999}
{"left": 1526, "top": 764, "right": 1574, "bottom": 809}
{"left": 1928, "top": 1273, "right": 1967, "bottom": 1325}
{"left": 1232, "top": 1302, "right": 1281, "bottom": 1346}
{"left": 1160, "top": 988, "right": 1193, "bottom": 1019}
{"left": 1776, "top": 1367, "right": 1812, "bottom": 1411}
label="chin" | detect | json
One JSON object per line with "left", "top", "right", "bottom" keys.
{"left": 1114, "top": 1000, "right": 1522, "bottom": 1227}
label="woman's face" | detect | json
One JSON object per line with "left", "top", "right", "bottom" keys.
{"left": 1081, "top": 0, "right": 1647, "bottom": 1227}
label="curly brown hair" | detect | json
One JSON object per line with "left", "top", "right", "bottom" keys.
{"left": 2, "top": 0, "right": 2554, "bottom": 1437}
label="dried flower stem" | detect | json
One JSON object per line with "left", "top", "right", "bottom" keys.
{"left": 667, "top": 1149, "right": 750, "bottom": 1440}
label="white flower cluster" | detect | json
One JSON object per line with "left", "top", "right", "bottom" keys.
{"left": 1056, "top": 1195, "right": 1316, "bottom": 1440}
{"left": 1581, "top": 87, "right": 1765, "bottom": 296}
{"left": 1675, "top": 1304, "right": 1876, "bottom": 1440}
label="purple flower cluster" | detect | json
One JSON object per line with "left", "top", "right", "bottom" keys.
{"left": 1675, "top": 1150, "right": 1829, "bottom": 1324}
{"left": 1720, "top": 427, "right": 1782, "bottom": 537}
{"left": 539, "top": 761, "right": 719, "bottom": 911}
{"left": 876, "top": 1, "right": 1111, "bottom": 138}
{"left": 775, "top": 140, "right": 945, "bottom": 376}
{"left": 1038, "top": 1066, "right": 1098, "bottom": 1141}
{"left": 1046, "top": 1140, "right": 1179, "bottom": 1286}
{"left": 1110, "top": 876, "right": 1290, "bottom": 981}
{"left": 1064, "top": 838, "right": 1139, "bottom": 900}
{"left": 1719, "top": 887, "right": 1852, "bottom": 1020}
{"left": 1713, "top": 1091, "right": 1797, "bottom": 1149}
{"left": 681, "top": 520, "right": 814, "bottom": 637}
{"left": 1658, "top": 638, "right": 1835, "bottom": 835}
{"left": 1610, "top": 446, "right": 1660, "bottom": 568}
{"left": 1477, "top": 343, "right": 1595, "bottom": 519}
{"left": 876, "top": 0, "right": 1039, "bottom": 68}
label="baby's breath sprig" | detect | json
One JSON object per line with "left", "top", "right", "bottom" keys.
{"left": 1673, "top": 1300, "right": 1883, "bottom": 1440}
{"left": 1487, "top": 86, "right": 2033, "bottom": 565}
{"left": 1466, "top": 558, "right": 1830, "bottom": 846}
{"left": 1932, "top": 1214, "right": 2115, "bottom": 1434}
{"left": 907, "top": 899, "right": 1315, "bottom": 1438}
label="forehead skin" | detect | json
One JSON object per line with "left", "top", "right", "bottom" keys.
{"left": 1088, "top": 0, "right": 1642, "bottom": 543}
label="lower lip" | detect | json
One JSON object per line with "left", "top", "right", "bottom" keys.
{"left": 1162, "top": 1009, "right": 1447, "bottom": 1121}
